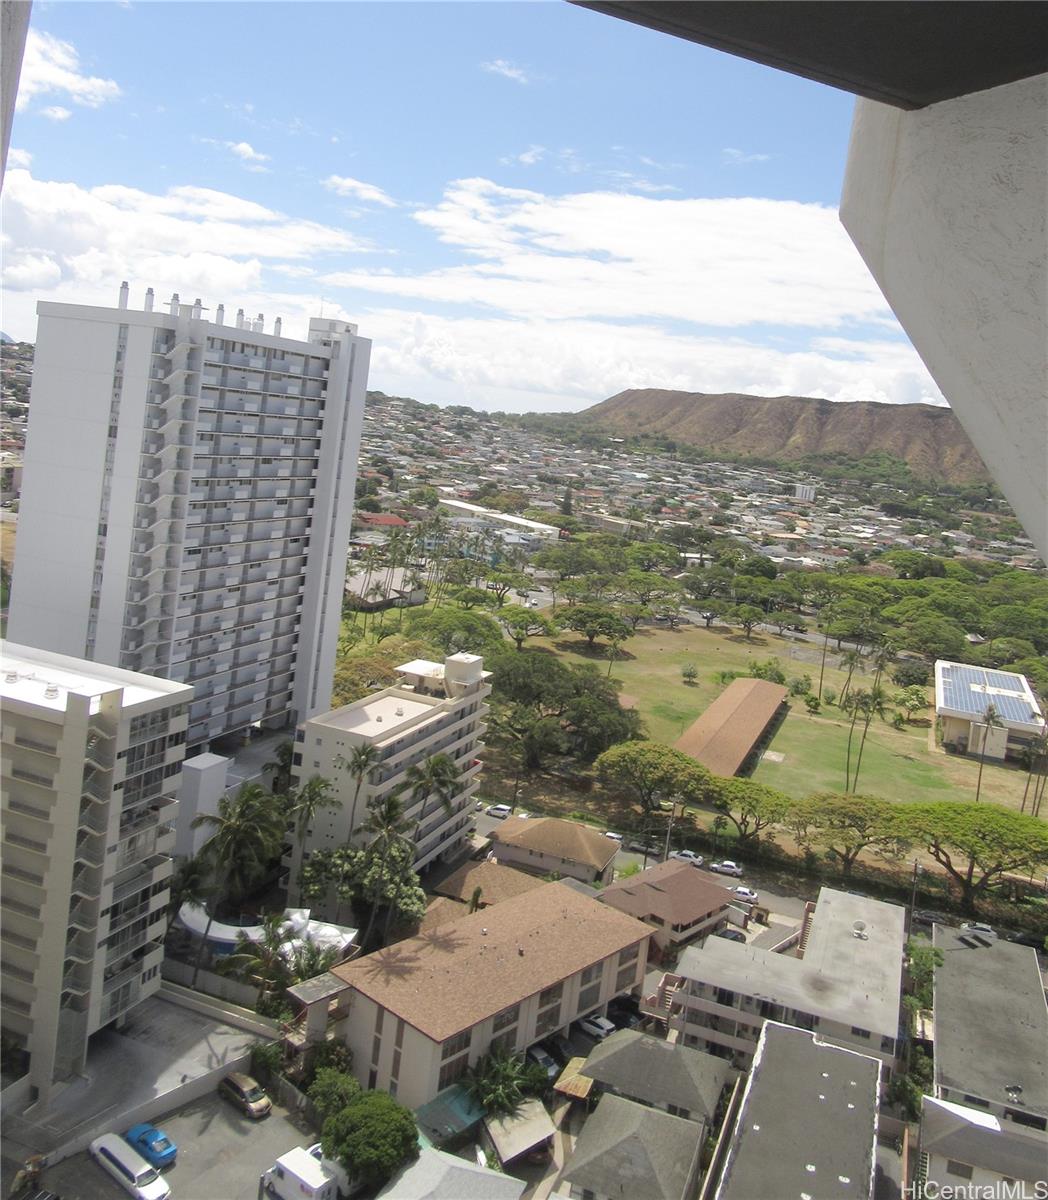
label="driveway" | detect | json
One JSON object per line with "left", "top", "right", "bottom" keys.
{"left": 34, "top": 1094, "right": 316, "bottom": 1200}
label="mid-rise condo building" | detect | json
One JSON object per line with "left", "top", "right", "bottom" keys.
{"left": 9, "top": 286, "right": 370, "bottom": 747}
{"left": 285, "top": 654, "right": 491, "bottom": 911}
{"left": 0, "top": 643, "right": 192, "bottom": 1105}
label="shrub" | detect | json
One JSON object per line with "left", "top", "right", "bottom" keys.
{"left": 823, "top": 688, "right": 837, "bottom": 706}
{"left": 748, "top": 658, "right": 787, "bottom": 685}
{"left": 321, "top": 1091, "right": 419, "bottom": 1185}
{"left": 788, "top": 674, "right": 813, "bottom": 696}
{"left": 681, "top": 663, "right": 698, "bottom": 684}
{"left": 250, "top": 1040, "right": 283, "bottom": 1082}
{"left": 803, "top": 694, "right": 821, "bottom": 715}
{"left": 892, "top": 660, "right": 932, "bottom": 688}
{"left": 308, "top": 1067, "right": 363, "bottom": 1124}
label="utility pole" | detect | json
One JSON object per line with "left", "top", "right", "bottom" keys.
{"left": 907, "top": 858, "right": 922, "bottom": 937}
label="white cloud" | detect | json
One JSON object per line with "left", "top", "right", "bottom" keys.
{"left": 0, "top": 168, "right": 377, "bottom": 338}
{"left": 322, "top": 175, "right": 397, "bottom": 208}
{"left": 501, "top": 144, "right": 546, "bottom": 167}
{"left": 7, "top": 148, "right": 32, "bottom": 169}
{"left": 722, "top": 147, "right": 771, "bottom": 165}
{"left": 361, "top": 309, "right": 945, "bottom": 413}
{"left": 227, "top": 141, "right": 269, "bottom": 163}
{"left": 481, "top": 59, "right": 530, "bottom": 85}
{"left": 199, "top": 138, "right": 271, "bottom": 170}
{"left": 318, "top": 177, "right": 891, "bottom": 331}
{"left": 41, "top": 106, "right": 72, "bottom": 122}
{"left": 16, "top": 30, "right": 121, "bottom": 112}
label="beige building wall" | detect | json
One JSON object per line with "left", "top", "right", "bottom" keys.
{"left": 491, "top": 842, "right": 613, "bottom": 886}
{"left": 334, "top": 939, "right": 647, "bottom": 1109}
{"left": 1, "top": 644, "right": 191, "bottom": 1106}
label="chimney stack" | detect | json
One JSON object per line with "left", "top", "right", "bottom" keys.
{"left": 144, "top": 287, "right": 154, "bottom": 312}
{"left": 216, "top": 303, "right": 225, "bottom": 325}
{"left": 118, "top": 281, "right": 129, "bottom": 309}
{"left": 169, "top": 292, "right": 180, "bottom": 315}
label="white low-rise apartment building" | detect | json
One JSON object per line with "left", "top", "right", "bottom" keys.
{"left": 285, "top": 654, "right": 490, "bottom": 909}
{"left": 0, "top": 643, "right": 192, "bottom": 1106}
{"left": 9, "top": 287, "right": 369, "bottom": 747}
{"left": 646, "top": 888, "right": 905, "bottom": 1072}
{"left": 313, "top": 883, "right": 651, "bottom": 1108}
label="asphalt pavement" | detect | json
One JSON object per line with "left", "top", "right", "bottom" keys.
{"left": 35, "top": 1093, "right": 315, "bottom": 1200}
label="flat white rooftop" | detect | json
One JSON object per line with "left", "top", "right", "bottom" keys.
{"left": 678, "top": 887, "right": 905, "bottom": 1039}
{"left": 397, "top": 659, "right": 446, "bottom": 679}
{"left": 314, "top": 691, "right": 435, "bottom": 739}
{"left": 1, "top": 642, "right": 192, "bottom": 713}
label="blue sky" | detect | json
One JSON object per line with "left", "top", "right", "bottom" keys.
{"left": 3, "top": 1, "right": 944, "bottom": 412}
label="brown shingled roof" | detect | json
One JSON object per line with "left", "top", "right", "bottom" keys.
{"left": 600, "top": 861, "right": 735, "bottom": 928}
{"left": 490, "top": 816, "right": 619, "bottom": 871}
{"left": 673, "top": 677, "right": 787, "bottom": 777}
{"left": 434, "top": 861, "right": 546, "bottom": 907}
{"left": 330, "top": 883, "right": 651, "bottom": 1043}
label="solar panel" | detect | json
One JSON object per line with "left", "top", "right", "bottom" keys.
{"left": 938, "top": 663, "right": 1041, "bottom": 725}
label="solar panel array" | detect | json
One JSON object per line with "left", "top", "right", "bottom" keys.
{"left": 939, "top": 663, "right": 1042, "bottom": 724}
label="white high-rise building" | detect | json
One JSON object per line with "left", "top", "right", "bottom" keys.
{"left": 9, "top": 287, "right": 370, "bottom": 747}
{"left": 0, "top": 643, "right": 192, "bottom": 1106}
{"left": 285, "top": 653, "right": 491, "bottom": 916}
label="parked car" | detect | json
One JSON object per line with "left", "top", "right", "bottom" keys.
{"left": 626, "top": 838, "right": 660, "bottom": 856}
{"left": 604, "top": 831, "right": 624, "bottom": 843}
{"left": 475, "top": 799, "right": 484, "bottom": 810}
{"left": 1002, "top": 928, "right": 1045, "bottom": 949}
{"left": 669, "top": 849, "right": 704, "bottom": 866}
{"left": 607, "top": 998, "right": 643, "bottom": 1030}
{"left": 125, "top": 1124, "right": 177, "bottom": 1170}
{"left": 543, "top": 1033, "right": 575, "bottom": 1066}
{"left": 731, "top": 886, "right": 759, "bottom": 904}
{"left": 218, "top": 1071, "right": 272, "bottom": 1118}
{"left": 713, "top": 928, "right": 746, "bottom": 943}
{"left": 486, "top": 803, "right": 512, "bottom": 819}
{"left": 526, "top": 1045, "right": 559, "bottom": 1081}
{"left": 912, "top": 909, "right": 950, "bottom": 927}
{"left": 575, "top": 1015, "right": 616, "bottom": 1041}
{"left": 710, "top": 860, "right": 743, "bottom": 876}
{"left": 961, "top": 922, "right": 996, "bottom": 938}
{"left": 89, "top": 1134, "right": 170, "bottom": 1200}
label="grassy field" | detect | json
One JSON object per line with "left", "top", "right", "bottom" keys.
{"left": 530, "top": 618, "right": 1041, "bottom": 814}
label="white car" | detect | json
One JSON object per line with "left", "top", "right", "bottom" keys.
{"left": 604, "top": 831, "right": 624, "bottom": 842}
{"left": 669, "top": 849, "right": 703, "bottom": 866}
{"left": 90, "top": 1134, "right": 170, "bottom": 1200}
{"left": 486, "top": 804, "right": 512, "bottom": 819}
{"left": 732, "top": 886, "right": 759, "bottom": 904}
{"left": 576, "top": 1015, "right": 616, "bottom": 1041}
{"left": 710, "top": 860, "right": 743, "bottom": 877}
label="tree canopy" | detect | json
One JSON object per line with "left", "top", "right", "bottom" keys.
{"left": 596, "top": 741, "right": 714, "bottom": 812}
{"left": 320, "top": 1090, "right": 419, "bottom": 1185}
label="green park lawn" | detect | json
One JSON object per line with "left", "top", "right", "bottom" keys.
{"left": 534, "top": 620, "right": 1040, "bottom": 814}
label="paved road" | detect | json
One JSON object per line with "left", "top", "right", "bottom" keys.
{"left": 35, "top": 1094, "right": 315, "bottom": 1200}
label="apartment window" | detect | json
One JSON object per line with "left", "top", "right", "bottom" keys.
{"left": 438, "top": 1054, "right": 470, "bottom": 1091}
{"left": 489, "top": 1029, "right": 517, "bottom": 1055}
{"left": 371, "top": 1035, "right": 381, "bottom": 1065}
{"left": 441, "top": 1030, "right": 471, "bottom": 1061}
{"left": 493, "top": 1005, "right": 520, "bottom": 1033}
{"left": 538, "top": 983, "right": 563, "bottom": 1008}
{"left": 615, "top": 965, "right": 636, "bottom": 993}
{"left": 850, "top": 1027, "right": 871, "bottom": 1040}
{"left": 715, "top": 987, "right": 736, "bottom": 1007}
{"left": 880, "top": 1035, "right": 895, "bottom": 1054}
{"left": 618, "top": 943, "right": 640, "bottom": 968}
{"left": 945, "top": 1162, "right": 973, "bottom": 1181}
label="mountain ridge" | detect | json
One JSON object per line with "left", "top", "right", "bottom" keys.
{"left": 575, "top": 388, "right": 989, "bottom": 483}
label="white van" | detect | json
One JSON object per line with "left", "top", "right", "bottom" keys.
{"left": 89, "top": 1133, "right": 171, "bottom": 1200}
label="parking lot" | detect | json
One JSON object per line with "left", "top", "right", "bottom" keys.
{"left": 35, "top": 1093, "right": 315, "bottom": 1200}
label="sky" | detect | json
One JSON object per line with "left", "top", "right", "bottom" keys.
{"left": 2, "top": 0, "right": 947, "bottom": 414}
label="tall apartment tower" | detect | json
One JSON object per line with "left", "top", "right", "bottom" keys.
{"left": 285, "top": 653, "right": 491, "bottom": 917}
{"left": 0, "top": 643, "right": 192, "bottom": 1106}
{"left": 9, "top": 287, "right": 370, "bottom": 747}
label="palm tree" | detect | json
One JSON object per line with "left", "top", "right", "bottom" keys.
{"left": 1020, "top": 733, "right": 1048, "bottom": 813}
{"left": 165, "top": 855, "right": 211, "bottom": 937}
{"left": 401, "top": 752, "right": 461, "bottom": 826}
{"left": 263, "top": 740, "right": 296, "bottom": 796}
{"left": 839, "top": 648, "right": 866, "bottom": 708}
{"left": 218, "top": 913, "right": 290, "bottom": 1009}
{"left": 973, "top": 702, "right": 1003, "bottom": 803}
{"left": 192, "top": 783, "right": 285, "bottom": 912}
{"left": 815, "top": 602, "right": 838, "bottom": 703}
{"left": 289, "top": 775, "right": 339, "bottom": 849}
{"left": 843, "top": 689, "right": 869, "bottom": 793}
{"left": 334, "top": 743, "right": 382, "bottom": 839}
{"left": 189, "top": 783, "right": 285, "bottom": 987}
{"left": 464, "top": 1050, "right": 544, "bottom": 1116}
{"left": 850, "top": 685, "right": 888, "bottom": 792}
{"left": 356, "top": 793, "right": 415, "bottom": 949}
